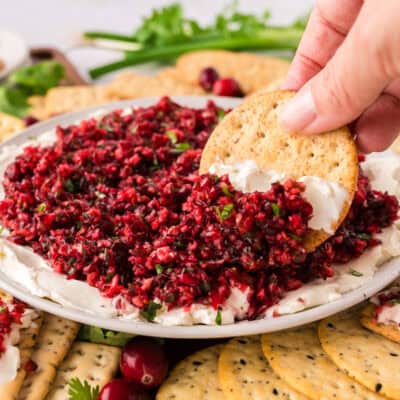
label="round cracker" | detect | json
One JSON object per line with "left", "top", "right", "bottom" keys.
{"left": 156, "top": 344, "right": 225, "bottom": 400}
{"left": 218, "top": 335, "right": 306, "bottom": 400}
{"left": 200, "top": 90, "right": 358, "bottom": 249}
{"left": 262, "top": 325, "right": 383, "bottom": 399}
{"left": 318, "top": 309, "right": 400, "bottom": 399}
{"left": 361, "top": 304, "right": 400, "bottom": 344}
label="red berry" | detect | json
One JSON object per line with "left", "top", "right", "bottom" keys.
{"left": 212, "top": 78, "right": 244, "bottom": 97}
{"left": 24, "top": 359, "right": 38, "bottom": 373}
{"left": 120, "top": 337, "right": 168, "bottom": 389}
{"left": 199, "top": 67, "right": 219, "bottom": 91}
{"left": 99, "top": 379, "right": 150, "bottom": 400}
{"left": 23, "top": 116, "right": 39, "bottom": 127}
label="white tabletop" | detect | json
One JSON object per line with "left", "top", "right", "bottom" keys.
{"left": 0, "top": 0, "right": 314, "bottom": 82}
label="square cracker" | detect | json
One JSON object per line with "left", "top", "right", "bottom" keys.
{"left": 361, "top": 303, "right": 400, "bottom": 344}
{"left": 17, "top": 314, "right": 80, "bottom": 400}
{"left": 0, "top": 112, "right": 24, "bottom": 142}
{"left": 0, "top": 312, "right": 43, "bottom": 400}
{"left": 45, "top": 341, "right": 121, "bottom": 400}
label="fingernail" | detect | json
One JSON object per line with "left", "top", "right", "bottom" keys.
{"left": 278, "top": 86, "right": 317, "bottom": 132}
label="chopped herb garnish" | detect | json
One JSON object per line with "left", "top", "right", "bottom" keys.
{"left": 37, "top": 203, "right": 46, "bottom": 213}
{"left": 391, "top": 299, "right": 400, "bottom": 305}
{"left": 141, "top": 301, "right": 162, "bottom": 321}
{"left": 67, "top": 377, "right": 99, "bottom": 400}
{"left": 217, "top": 109, "right": 226, "bottom": 121}
{"left": 175, "top": 142, "right": 191, "bottom": 151}
{"left": 166, "top": 130, "right": 177, "bottom": 144}
{"left": 271, "top": 203, "right": 281, "bottom": 217}
{"left": 221, "top": 185, "right": 233, "bottom": 197}
{"left": 155, "top": 263, "right": 164, "bottom": 274}
{"left": 0, "top": 306, "right": 5, "bottom": 313}
{"left": 349, "top": 269, "right": 363, "bottom": 277}
{"left": 215, "top": 309, "right": 222, "bottom": 325}
{"left": 200, "top": 281, "right": 211, "bottom": 294}
{"left": 76, "top": 221, "right": 83, "bottom": 230}
{"left": 215, "top": 203, "right": 234, "bottom": 220}
{"left": 357, "top": 233, "right": 372, "bottom": 241}
{"left": 289, "top": 233, "right": 302, "bottom": 241}
{"left": 95, "top": 191, "right": 106, "bottom": 199}
{"left": 64, "top": 179, "right": 75, "bottom": 193}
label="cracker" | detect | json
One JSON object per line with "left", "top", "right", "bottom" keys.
{"left": 17, "top": 314, "right": 80, "bottom": 400}
{"left": 218, "top": 335, "right": 306, "bottom": 400}
{"left": 262, "top": 325, "right": 383, "bottom": 399}
{"left": 200, "top": 90, "right": 358, "bottom": 249}
{"left": 45, "top": 341, "right": 120, "bottom": 400}
{"left": 391, "top": 135, "right": 400, "bottom": 154}
{"left": 361, "top": 304, "right": 400, "bottom": 344}
{"left": 318, "top": 309, "right": 400, "bottom": 399}
{"left": 0, "top": 112, "right": 24, "bottom": 142}
{"left": 28, "top": 96, "right": 48, "bottom": 120}
{"left": 44, "top": 85, "right": 117, "bottom": 117}
{"left": 0, "top": 312, "right": 43, "bottom": 400}
{"left": 156, "top": 344, "right": 224, "bottom": 400}
{"left": 176, "top": 50, "right": 290, "bottom": 94}
{"left": 106, "top": 70, "right": 203, "bottom": 100}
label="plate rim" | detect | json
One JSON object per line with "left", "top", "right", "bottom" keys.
{"left": 0, "top": 95, "right": 399, "bottom": 338}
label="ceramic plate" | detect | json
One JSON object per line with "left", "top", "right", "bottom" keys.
{"left": 0, "top": 96, "right": 398, "bottom": 338}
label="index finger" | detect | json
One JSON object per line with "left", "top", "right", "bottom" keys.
{"left": 282, "top": 0, "right": 363, "bottom": 90}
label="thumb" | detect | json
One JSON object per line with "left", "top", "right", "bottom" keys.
{"left": 279, "top": 0, "right": 400, "bottom": 134}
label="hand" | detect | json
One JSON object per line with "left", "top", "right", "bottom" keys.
{"left": 279, "top": 0, "right": 400, "bottom": 153}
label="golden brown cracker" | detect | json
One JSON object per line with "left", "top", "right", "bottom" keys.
{"left": 176, "top": 50, "right": 290, "bottom": 94}
{"left": 0, "top": 112, "right": 24, "bottom": 142}
{"left": 319, "top": 309, "right": 400, "bottom": 400}
{"left": 200, "top": 90, "right": 358, "bottom": 249}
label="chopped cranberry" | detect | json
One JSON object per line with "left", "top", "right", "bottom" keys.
{"left": 199, "top": 67, "right": 219, "bottom": 91}
{"left": 24, "top": 359, "right": 38, "bottom": 373}
{"left": 212, "top": 78, "right": 244, "bottom": 97}
{"left": 23, "top": 116, "right": 39, "bottom": 127}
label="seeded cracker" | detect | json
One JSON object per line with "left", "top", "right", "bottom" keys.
{"left": 45, "top": 342, "right": 120, "bottom": 400}
{"left": 361, "top": 304, "right": 400, "bottom": 344}
{"left": 218, "top": 335, "right": 306, "bottom": 400}
{"left": 156, "top": 344, "right": 225, "bottom": 400}
{"left": 200, "top": 90, "right": 358, "bottom": 249}
{"left": 176, "top": 50, "right": 290, "bottom": 94}
{"left": 17, "top": 314, "right": 80, "bottom": 400}
{"left": 0, "top": 112, "right": 24, "bottom": 142}
{"left": 318, "top": 308, "right": 400, "bottom": 399}
{"left": 261, "top": 325, "right": 383, "bottom": 399}
{"left": 0, "top": 311, "right": 43, "bottom": 400}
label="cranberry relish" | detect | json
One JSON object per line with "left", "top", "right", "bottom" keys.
{"left": 0, "top": 98, "right": 398, "bottom": 320}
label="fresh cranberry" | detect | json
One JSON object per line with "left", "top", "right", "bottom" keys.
{"left": 212, "top": 78, "right": 243, "bottom": 97}
{"left": 198, "top": 67, "right": 219, "bottom": 91}
{"left": 23, "top": 116, "right": 39, "bottom": 127}
{"left": 98, "top": 379, "right": 150, "bottom": 400}
{"left": 24, "top": 359, "right": 38, "bottom": 373}
{"left": 120, "top": 337, "right": 168, "bottom": 389}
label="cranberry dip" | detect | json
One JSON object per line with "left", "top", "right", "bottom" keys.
{"left": 0, "top": 98, "right": 398, "bottom": 326}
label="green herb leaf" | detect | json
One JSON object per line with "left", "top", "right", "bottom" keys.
{"left": 78, "top": 325, "right": 135, "bottom": 347}
{"left": 215, "top": 203, "right": 234, "bottom": 220}
{"left": 64, "top": 179, "right": 75, "bottom": 193}
{"left": 141, "top": 301, "right": 162, "bottom": 321}
{"left": 175, "top": 142, "right": 191, "bottom": 151}
{"left": 391, "top": 299, "right": 400, "bottom": 305}
{"left": 0, "top": 306, "right": 6, "bottom": 313}
{"left": 221, "top": 185, "right": 233, "bottom": 197}
{"left": 200, "top": 281, "right": 211, "bottom": 294}
{"left": 271, "top": 203, "right": 281, "bottom": 217}
{"left": 155, "top": 263, "right": 164, "bottom": 274}
{"left": 215, "top": 309, "right": 222, "bottom": 325}
{"left": 166, "top": 130, "right": 177, "bottom": 144}
{"left": 37, "top": 203, "right": 46, "bottom": 213}
{"left": 217, "top": 109, "right": 226, "bottom": 121}
{"left": 349, "top": 269, "right": 363, "bottom": 277}
{"left": 68, "top": 377, "right": 99, "bottom": 400}
{"left": 288, "top": 233, "right": 302, "bottom": 242}
{"left": 357, "top": 233, "right": 372, "bottom": 241}
{"left": 0, "top": 86, "right": 29, "bottom": 118}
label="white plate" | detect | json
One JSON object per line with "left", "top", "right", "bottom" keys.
{"left": 0, "top": 95, "right": 398, "bottom": 338}
{"left": 0, "top": 31, "right": 28, "bottom": 80}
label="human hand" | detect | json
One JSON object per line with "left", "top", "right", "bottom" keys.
{"left": 279, "top": 0, "right": 400, "bottom": 153}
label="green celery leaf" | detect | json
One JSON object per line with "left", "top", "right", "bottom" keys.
{"left": 78, "top": 325, "right": 135, "bottom": 347}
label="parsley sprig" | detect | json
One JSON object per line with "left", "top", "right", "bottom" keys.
{"left": 68, "top": 378, "right": 99, "bottom": 400}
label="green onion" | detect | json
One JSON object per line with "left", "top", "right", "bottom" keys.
{"left": 271, "top": 203, "right": 281, "bottom": 217}
{"left": 215, "top": 309, "right": 222, "bottom": 325}
{"left": 349, "top": 269, "right": 363, "bottom": 277}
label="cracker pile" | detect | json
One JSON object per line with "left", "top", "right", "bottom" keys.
{"left": 158, "top": 306, "right": 400, "bottom": 400}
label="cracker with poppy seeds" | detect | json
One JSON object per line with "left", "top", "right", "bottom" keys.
{"left": 200, "top": 90, "right": 358, "bottom": 250}
{"left": 218, "top": 335, "right": 307, "bottom": 400}
{"left": 0, "top": 112, "right": 24, "bottom": 142}
{"left": 156, "top": 344, "right": 225, "bottom": 400}
{"left": 261, "top": 325, "right": 383, "bottom": 399}
{"left": 361, "top": 303, "right": 400, "bottom": 344}
{"left": 17, "top": 314, "right": 80, "bottom": 400}
{"left": 318, "top": 308, "right": 400, "bottom": 399}
{"left": 175, "top": 50, "right": 290, "bottom": 95}
{"left": 0, "top": 311, "right": 43, "bottom": 400}
{"left": 45, "top": 342, "right": 120, "bottom": 400}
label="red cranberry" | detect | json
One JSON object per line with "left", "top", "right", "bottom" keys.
{"left": 99, "top": 379, "right": 150, "bottom": 400}
{"left": 120, "top": 337, "right": 168, "bottom": 389}
{"left": 212, "top": 78, "right": 243, "bottom": 97}
{"left": 4, "top": 163, "right": 21, "bottom": 182}
{"left": 198, "top": 67, "right": 219, "bottom": 91}
{"left": 23, "top": 116, "right": 39, "bottom": 127}
{"left": 24, "top": 359, "right": 38, "bottom": 373}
